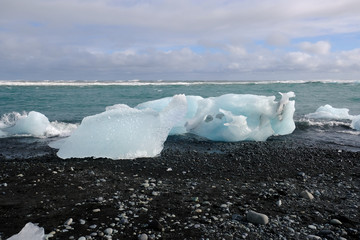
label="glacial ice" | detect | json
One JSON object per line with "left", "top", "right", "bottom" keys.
{"left": 7, "top": 222, "right": 45, "bottom": 240}
{"left": 137, "top": 92, "right": 296, "bottom": 142}
{"left": 55, "top": 94, "right": 187, "bottom": 159}
{"left": 305, "top": 104, "right": 353, "bottom": 120}
{"left": 136, "top": 95, "right": 203, "bottom": 134}
{"left": 52, "top": 92, "right": 296, "bottom": 159}
{"left": 0, "top": 111, "right": 77, "bottom": 138}
{"left": 351, "top": 115, "right": 360, "bottom": 130}
{"left": 305, "top": 104, "right": 360, "bottom": 131}
{"left": 6, "top": 111, "right": 51, "bottom": 137}
{"left": 184, "top": 92, "right": 296, "bottom": 141}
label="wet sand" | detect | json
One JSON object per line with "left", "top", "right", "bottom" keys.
{"left": 0, "top": 138, "right": 359, "bottom": 239}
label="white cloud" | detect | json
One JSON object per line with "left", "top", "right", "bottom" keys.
{"left": 299, "top": 41, "right": 331, "bottom": 55}
{"left": 1, "top": 0, "right": 360, "bottom": 80}
{"left": 226, "top": 45, "right": 247, "bottom": 56}
{"left": 336, "top": 49, "right": 360, "bottom": 69}
{"left": 266, "top": 33, "right": 290, "bottom": 46}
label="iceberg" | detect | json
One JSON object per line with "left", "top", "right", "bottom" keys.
{"left": 55, "top": 94, "right": 187, "bottom": 159}
{"left": 305, "top": 104, "right": 353, "bottom": 120}
{"left": 184, "top": 92, "right": 295, "bottom": 141}
{"left": 52, "top": 92, "right": 296, "bottom": 159}
{"left": 5, "top": 111, "right": 51, "bottom": 137}
{"left": 136, "top": 95, "right": 203, "bottom": 135}
{"left": 351, "top": 115, "right": 360, "bottom": 130}
{"left": 306, "top": 104, "right": 360, "bottom": 131}
{"left": 0, "top": 111, "right": 77, "bottom": 138}
{"left": 7, "top": 222, "right": 45, "bottom": 240}
{"left": 137, "top": 92, "right": 295, "bottom": 141}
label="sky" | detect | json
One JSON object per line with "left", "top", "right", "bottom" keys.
{"left": 1, "top": 0, "right": 360, "bottom": 81}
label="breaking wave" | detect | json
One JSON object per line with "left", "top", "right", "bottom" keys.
{"left": 0, "top": 79, "right": 359, "bottom": 86}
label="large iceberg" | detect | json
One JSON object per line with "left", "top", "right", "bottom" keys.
{"left": 55, "top": 94, "right": 187, "bottom": 159}
{"left": 185, "top": 92, "right": 295, "bottom": 141}
{"left": 137, "top": 92, "right": 296, "bottom": 142}
{"left": 53, "top": 92, "right": 296, "bottom": 159}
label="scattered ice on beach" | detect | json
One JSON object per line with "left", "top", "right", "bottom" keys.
{"left": 351, "top": 115, "right": 360, "bottom": 130}
{"left": 306, "top": 104, "right": 360, "bottom": 131}
{"left": 7, "top": 222, "right": 45, "bottom": 240}
{"left": 5, "top": 111, "right": 51, "bottom": 137}
{"left": 54, "top": 94, "right": 187, "bottom": 159}
{"left": 305, "top": 105, "right": 353, "bottom": 120}
{"left": 0, "top": 111, "right": 77, "bottom": 138}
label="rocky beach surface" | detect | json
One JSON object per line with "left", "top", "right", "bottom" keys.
{"left": 0, "top": 136, "right": 359, "bottom": 239}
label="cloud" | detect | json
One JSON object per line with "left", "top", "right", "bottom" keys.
{"left": 266, "top": 33, "right": 290, "bottom": 46}
{"left": 1, "top": 0, "right": 360, "bottom": 80}
{"left": 299, "top": 41, "right": 331, "bottom": 55}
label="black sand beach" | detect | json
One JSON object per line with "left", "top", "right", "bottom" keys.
{"left": 0, "top": 137, "right": 359, "bottom": 239}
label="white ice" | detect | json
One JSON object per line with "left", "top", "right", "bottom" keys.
{"left": 184, "top": 92, "right": 295, "bottom": 141}
{"left": 351, "top": 115, "right": 360, "bottom": 130}
{"left": 54, "top": 94, "right": 187, "bottom": 159}
{"left": 5, "top": 111, "right": 51, "bottom": 137}
{"left": 7, "top": 222, "right": 45, "bottom": 240}
{"left": 52, "top": 92, "right": 295, "bottom": 159}
{"left": 0, "top": 111, "right": 77, "bottom": 138}
{"left": 305, "top": 104, "right": 360, "bottom": 131}
{"left": 136, "top": 95, "right": 203, "bottom": 134}
{"left": 305, "top": 104, "right": 353, "bottom": 120}
{"left": 135, "top": 92, "right": 295, "bottom": 142}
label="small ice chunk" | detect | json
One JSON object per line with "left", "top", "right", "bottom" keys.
{"left": 305, "top": 104, "right": 353, "bottom": 120}
{"left": 6, "top": 111, "right": 51, "bottom": 137}
{"left": 351, "top": 115, "right": 360, "bottom": 130}
{"left": 7, "top": 222, "right": 45, "bottom": 240}
{"left": 0, "top": 111, "right": 77, "bottom": 138}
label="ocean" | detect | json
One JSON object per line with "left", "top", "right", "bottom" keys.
{"left": 0, "top": 80, "right": 359, "bottom": 158}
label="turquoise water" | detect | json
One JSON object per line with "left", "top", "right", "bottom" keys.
{"left": 1, "top": 81, "right": 359, "bottom": 122}
{"left": 0, "top": 80, "right": 359, "bottom": 153}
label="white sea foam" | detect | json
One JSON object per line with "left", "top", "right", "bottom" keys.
{"left": 299, "top": 118, "right": 351, "bottom": 128}
{"left": 337, "top": 130, "right": 360, "bottom": 135}
{"left": 0, "top": 79, "right": 358, "bottom": 86}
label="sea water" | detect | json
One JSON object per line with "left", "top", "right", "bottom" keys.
{"left": 0, "top": 80, "right": 359, "bottom": 158}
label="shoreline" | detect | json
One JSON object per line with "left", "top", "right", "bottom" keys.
{"left": 0, "top": 141, "right": 359, "bottom": 239}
